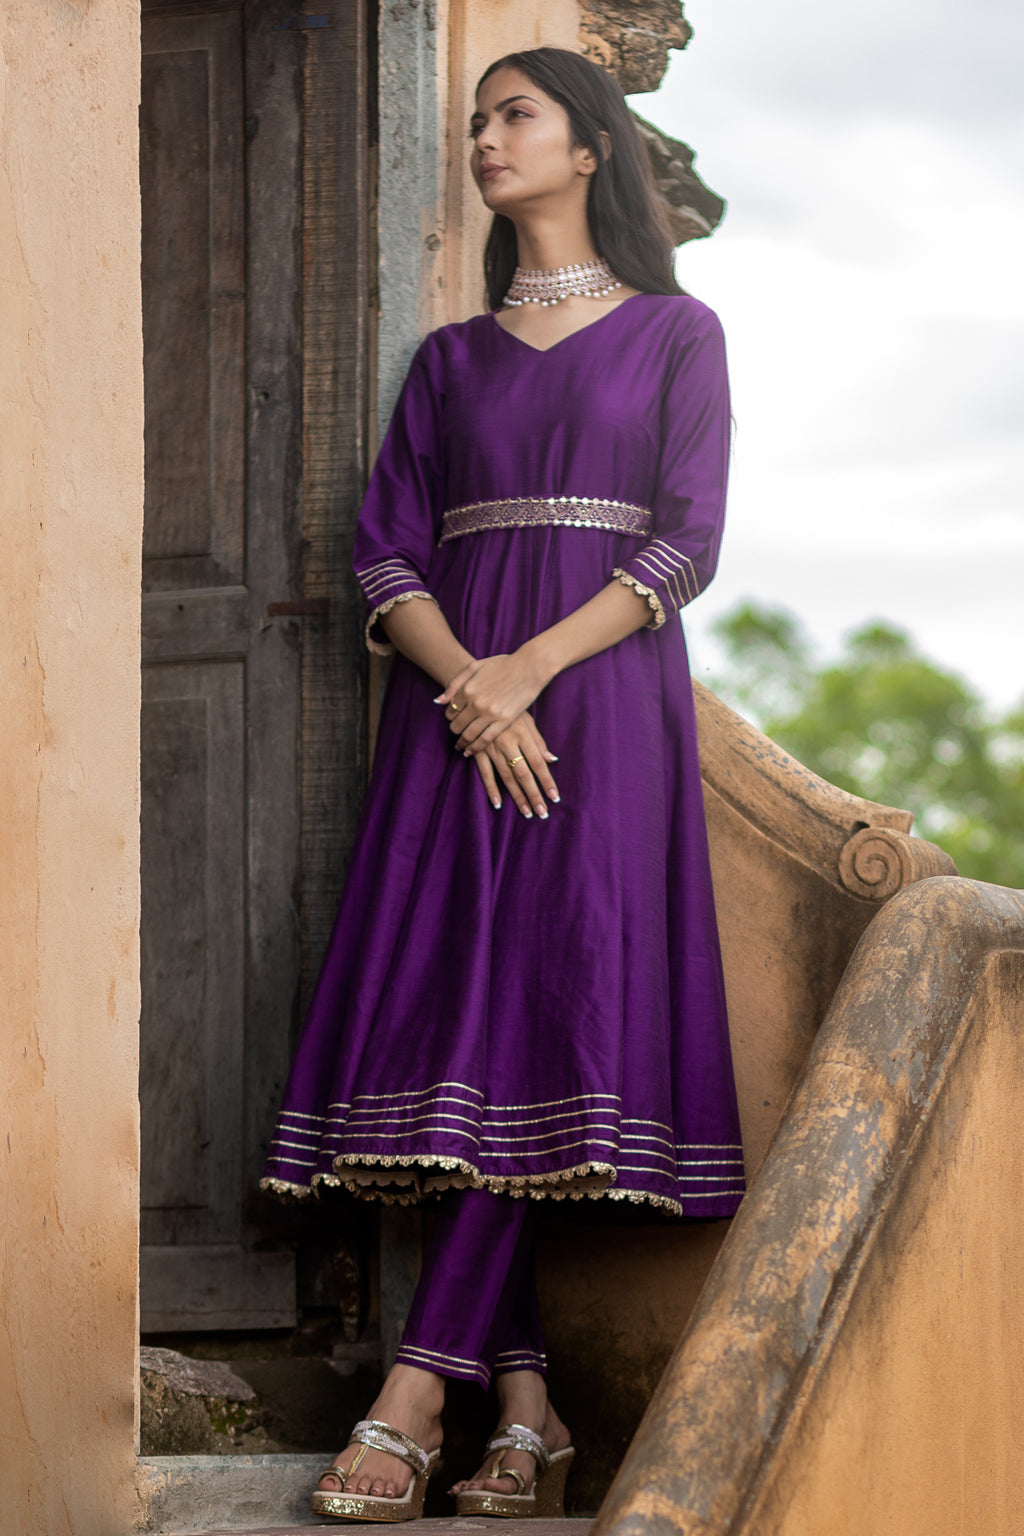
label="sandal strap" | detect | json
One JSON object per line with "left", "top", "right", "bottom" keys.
{"left": 488, "top": 1460, "right": 528, "bottom": 1496}
{"left": 319, "top": 1441, "right": 369, "bottom": 1488}
{"left": 486, "top": 1423, "right": 550, "bottom": 1476}
{"left": 350, "top": 1419, "right": 430, "bottom": 1477}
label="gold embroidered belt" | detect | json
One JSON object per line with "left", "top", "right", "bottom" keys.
{"left": 439, "top": 495, "right": 652, "bottom": 544}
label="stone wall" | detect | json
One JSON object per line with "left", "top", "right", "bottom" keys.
{"left": 539, "top": 687, "right": 954, "bottom": 1511}
{"left": 595, "top": 881, "right": 1024, "bottom": 1536}
{"left": 0, "top": 4, "right": 144, "bottom": 1533}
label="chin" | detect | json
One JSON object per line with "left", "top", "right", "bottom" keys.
{"left": 481, "top": 187, "right": 524, "bottom": 218}
{"left": 482, "top": 185, "right": 512, "bottom": 211}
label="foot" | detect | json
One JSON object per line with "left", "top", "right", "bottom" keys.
{"left": 318, "top": 1363, "right": 445, "bottom": 1500}
{"left": 448, "top": 1369, "right": 571, "bottom": 1498}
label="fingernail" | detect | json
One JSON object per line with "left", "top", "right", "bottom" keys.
{"left": 545, "top": 753, "right": 559, "bottom": 762}
{"left": 537, "top": 807, "right": 549, "bottom": 820}
{"left": 433, "top": 695, "right": 445, "bottom": 704}
{"left": 492, "top": 799, "right": 501, "bottom": 809}
{"left": 521, "top": 807, "right": 533, "bottom": 819}
{"left": 463, "top": 749, "right": 471, "bottom": 758}
{"left": 550, "top": 792, "right": 561, "bottom": 803}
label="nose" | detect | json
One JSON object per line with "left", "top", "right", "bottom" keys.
{"left": 474, "top": 116, "right": 499, "bottom": 153}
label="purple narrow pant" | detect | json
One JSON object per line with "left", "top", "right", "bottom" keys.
{"left": 393, "top": 1189, "right": 547, "bottom": 1389}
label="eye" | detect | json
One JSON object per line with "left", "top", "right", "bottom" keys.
{"left": 467, "top": 105, "right": 533, "bottom": 139}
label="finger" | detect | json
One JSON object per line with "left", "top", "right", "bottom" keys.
{"left": 499, "top": 752, "right": 549, "bottom": 820}
{"left": 508, "top": 752, "right": 551, "bottom": 819}
{"left": 520, "top": 741, "right": 560, "bottom": 805}
{"left": 433, "top": 661, "right": 478, "bottom": 706}
{"left": 470, "top": 719, "right": 507, "bottom": 751}
{"left": 492, "top": 751, "right": 537, "bottom": 820}
{"left": 449, "top": 700, "right": 485, "bottom": 740}
{"left": 523, "top": 721, "right": 559, "bottom": 765}
{"left": 472, "top": 752, "right": 503, "bottom": 810}
{"left": 456, "top": 715, "right": 499, "bottom": 752}
{"left": 496, "top": 719, "right": 560, "bottom": 805}
{"left": 515, "top": 722, "right": 560, "bottom": 803}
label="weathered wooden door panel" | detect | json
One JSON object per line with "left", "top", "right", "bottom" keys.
{"left": 140, "top": 663, "right": 245, "bottom": 1245}
{"left": 141, "top": 9, "right": 245, "bottom": 594}
{"left": 139, "top": 1, "right": 306, "bottom": 1331}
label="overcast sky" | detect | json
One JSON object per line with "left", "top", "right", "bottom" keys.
{"left": 628, "top": 0, "right": 1024, "bottom": 711}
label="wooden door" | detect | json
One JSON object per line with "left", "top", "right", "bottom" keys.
{"left": 139, "top": 0, "right": 370, "bottom": 1331}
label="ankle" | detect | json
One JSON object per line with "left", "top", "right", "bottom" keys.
{"left": 495, "top": 1372, "right": 548, "bottom": 1421}
{"left": 381, "top": 1362, "right": 446, "bottom": 1418}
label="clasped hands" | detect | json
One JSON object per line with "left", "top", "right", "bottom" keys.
{"left": 434, "top": 648, "right": 560, "bottom": 820}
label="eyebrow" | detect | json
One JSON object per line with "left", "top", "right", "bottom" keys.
{"left": 469, "top": 94, "right": 541, "bottom": 125}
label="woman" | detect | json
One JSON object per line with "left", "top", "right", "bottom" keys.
{"left": 261, "top": 45, "right": 745, "bottom": 1523}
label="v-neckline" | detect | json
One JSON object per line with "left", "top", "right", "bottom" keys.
{"left": 489, "top": 291, "right": 647, "bottom": 355}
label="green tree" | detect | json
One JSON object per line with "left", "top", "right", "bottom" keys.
{"left": 708, "top": 602, "right": 1024, "bottom": 890}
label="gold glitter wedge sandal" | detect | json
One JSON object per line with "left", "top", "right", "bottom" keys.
{"left": 312, "top": 1418, "right": 440, "bottom": 1522}
{"left": 455, "top": 1423, "right": 575, "bottom": 1518}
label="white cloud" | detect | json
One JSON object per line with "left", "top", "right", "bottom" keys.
{"left": 628, "top": 0, "right": 1024, "bottom": 710}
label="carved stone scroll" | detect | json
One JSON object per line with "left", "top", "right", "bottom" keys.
{"left": 694, "top": 681, "right": 956, "bottom": 902}
{"left": 839, "top": 826, "right": 957, "bottom": 902}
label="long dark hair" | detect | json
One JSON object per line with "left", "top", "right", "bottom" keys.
{"left": 477, "top": 47, "right": 683, "bottom": 310}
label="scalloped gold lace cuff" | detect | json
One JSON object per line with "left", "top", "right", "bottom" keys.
{"left": 612, "top": 568, "right": 666, "bottom": 629}
{"left": 365, "top": 590, "right": 438, "bottom": 655}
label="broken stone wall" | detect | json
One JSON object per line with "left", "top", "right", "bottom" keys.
{"left": 582, "top": 1, "right": 723, "bottom": 244}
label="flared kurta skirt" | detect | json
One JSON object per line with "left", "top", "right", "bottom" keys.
{"left": 261, "top": 294, "right": 746, "bottom": 1219}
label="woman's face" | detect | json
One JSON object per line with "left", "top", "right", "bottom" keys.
{"left": 469, "top": 66, "right": 595, "bottom": 215}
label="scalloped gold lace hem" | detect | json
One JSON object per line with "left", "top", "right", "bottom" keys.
{"left": 259, "top": 1176, "right": 315, "bottom": 1198}
{"left": 262, "top": 1154, "right": 690, "bottom": 1214}
{"left": 365, "top": 590, "right": 438, "bottom": 655}
{"left": 612, "top": 568, "right": 666, "bottom": 629}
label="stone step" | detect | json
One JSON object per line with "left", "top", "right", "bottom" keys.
{"left": 167, "top": 1524, "right": 589, "bottom": 1536}
{"left": 138, "top": 1456, "right": 325, "bottom": 1532}
{"left": 137, "top": 1456, "right": 591, "bottom": 1535}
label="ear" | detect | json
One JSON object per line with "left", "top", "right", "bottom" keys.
{"left": 577, "top": 133, "right": 611, "bottom": 177}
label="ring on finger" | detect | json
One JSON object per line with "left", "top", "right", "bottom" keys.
{"left": 507, "top": 755, "right": 525, "bottom": 768}
{"left": 448, "top": 700, "right": 464, "bottom": 715}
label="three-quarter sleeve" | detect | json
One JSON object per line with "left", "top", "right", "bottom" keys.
{"left": 612, "top": 306, "right": 730, "bottom": 629}
{"left": 353, "top": 338, "right": 444, "bottom": 655}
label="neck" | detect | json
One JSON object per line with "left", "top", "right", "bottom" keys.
{"left": 508, "top": 210, "right": 597, "bottom": 272}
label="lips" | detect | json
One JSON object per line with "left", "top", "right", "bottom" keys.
{"left": 480, "top": 164, "right": 506, "bottom": 181}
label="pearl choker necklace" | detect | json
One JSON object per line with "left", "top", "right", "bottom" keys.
{"left": 502, "top": 257, "right": 623, "bottom": 308}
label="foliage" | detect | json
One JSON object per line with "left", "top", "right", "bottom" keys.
{"left": 708, "top": 602, "right": 1024, "bottom": 890}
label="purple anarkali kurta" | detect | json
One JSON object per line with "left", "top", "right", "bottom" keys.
{"left": 261, "top": 292, "right": 745, "bottom": 1219}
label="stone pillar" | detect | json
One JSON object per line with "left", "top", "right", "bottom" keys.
{"left": 0, "top": 4, "right": 144, "bottom": 1533}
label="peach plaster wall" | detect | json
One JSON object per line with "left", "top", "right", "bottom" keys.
{"left": 0, "top": 3, "right": 144, "bottom": 1533}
